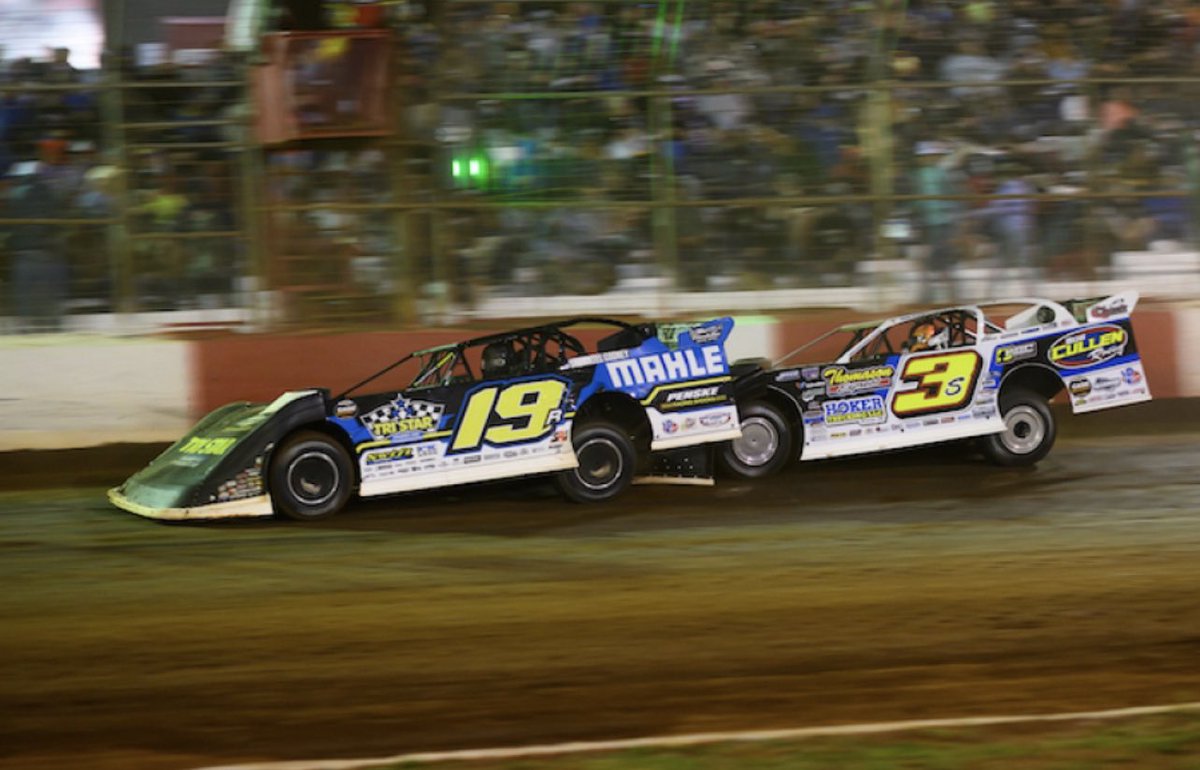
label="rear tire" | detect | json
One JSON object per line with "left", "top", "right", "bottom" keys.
{"left": 718, "top": 400, "right": 794, "bottom": 478}
{"left": 270, "top": 431, "right": 354, "bottom": 520}
{"left": 980, "top": 388, "right": 1056, "bottom": 467}
{"left": 555, "top": 421, "right": 636, "bottom": 503}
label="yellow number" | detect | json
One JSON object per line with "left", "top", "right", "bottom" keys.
{"left": 181, "top": 436, "right": 236, "bottom": 455}
{"left": 450, "top": 380, "right": 567, "bottom": 452}
{"left": 487, "top": 380, "right": 567, "bottom": 444}
{"left": 450, "top": 386, "right": 499, "bottom": 452}
{"left": 892, "top": 351, "right": 981, "bottom": 417}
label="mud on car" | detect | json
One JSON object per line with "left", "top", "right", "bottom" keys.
{"left": 110, "top": 317, "right": 742, "bottom": 521}
{"left": 720, "top": 292, "right": 1151, "bottom": 478}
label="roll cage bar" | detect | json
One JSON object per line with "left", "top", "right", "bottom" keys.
{"left": 335, "top": 317, "right": 651, "bottom": 399}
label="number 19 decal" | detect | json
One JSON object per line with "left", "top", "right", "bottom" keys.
{"left": 891, "top": 351, "right": 981, "bottom": 417}
{"left": 450, "top": 379, "right": 568, "bottom": 452}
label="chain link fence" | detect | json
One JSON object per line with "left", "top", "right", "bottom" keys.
{"left": 5, "top": 1, "right": 1200, "bottom": 333}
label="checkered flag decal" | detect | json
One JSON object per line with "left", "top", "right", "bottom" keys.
{"left": 361, "top": 397, "right": 444, "bottom": 429}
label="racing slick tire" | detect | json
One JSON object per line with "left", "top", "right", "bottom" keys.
{"left": 980, "top": 388, "right": 1056, "bottom": 467}
{"left": 555, "top": 421, "right": 636, "bottom": 503}
{"left": 270, "top": 431, "right": 355, "bottom": 520}
{"left": 717, "top": 400, "right": 793, "bottom": 479}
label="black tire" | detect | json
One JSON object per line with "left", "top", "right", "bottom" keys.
{"left": 717, "top": 400, "right": 794, "bottom": 479}
{"left": 269, "top": 431, "right": 354, "bottom": 520}
{"left": 555, "top": 421, "right": 636, "bottom": 503}
{"left": 980, "top": 388, "right": 1056, "bottom": 467}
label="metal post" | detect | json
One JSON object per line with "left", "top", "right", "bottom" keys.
{"left": 388, "top": 140, "right": 417, "bottom": 325}
{"left": 235, "top": 82, "right": 269, "bottom": 328}
{"left": 99, "top": 0, "right": 135, "bottom": 314}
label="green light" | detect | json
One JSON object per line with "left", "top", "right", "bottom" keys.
{"left": 468, "top": 158, "right": 482, "bottom": 176}
{"left": 451, "top": 159, "right": 462, "bottom": 178}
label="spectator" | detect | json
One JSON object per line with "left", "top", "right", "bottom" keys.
{"left": 913, "top": 142, "right": 970, "bottom": 302}
{"left": 939, "top": 39, "right": 1008, "bottom": 100}
{"left": 3, "top": 161, "right": 68, "bottom": 332}
{"left": 982, "top": 158, "right": 1039, "bottom": 285}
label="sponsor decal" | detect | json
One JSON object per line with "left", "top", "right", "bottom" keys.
{"left": 1089, "top": 299, "right": 1129, "bottom": 319}
{"left": 463, "top": 455, "right": 482, "bottom": 464}
{"left": 801, "top": 366, "right": 821, "bottom": 382}
{"left": 1122, "top": 366, "right": 1142, "bottom": 385}
{"left": 994, "top": 341, "right": 1037, "bottom": 365}
{"left": 1049, "top": 325, "right": 1128, "bottom": 369}
{"left": 417, "top": 444, "right": 438, "bottom": 457}
{"left": 662, "top": 385, "right": 724, "bottom": 409}
{"left": 1068, "top": 379, "right": 1092, "bottom": 397}
{"left": 699, "top": 413, "right": 732, "bottom": 427}
{"left": 181, "top": 436, "right": 237, "bottom": 455}
{"left": 364, "top": 446, "right": 415, "bottom": 465}
{"left": 688, "top": 324, "right": 722, "bottom": 344}
{"left": 214, "top": 456, "right": 265, "bottom": 502}
{"left": 360, "top": 396, "right": 445, "bottom": 440}
{"left": 821, "top": 365, "right": 894, "bottom": 396}
{"left": 972, "top": 406, "right": 997, "bottom": 419}
{"left": 551, "top": 429, "right": 568, "bottom": 444}
{"left": 662, "top": 418, "right": 680, "bottom": 434}
{"left": 605, "top": 345, "right": 727, "bottom": 389}
{"left": 1094, "top": 375, "right": 1121, "bottom": 391}
{"left": 822, "top": 395, "right": 886, "bottom": 425}
{"left": 775, "top": 370, "right": 801, "bottom": 383}
{"left": 334, "top": 399, "right": 358, "bottom": 418}
{"left": 799, "top": 382, "right": 826, "bottom": 402}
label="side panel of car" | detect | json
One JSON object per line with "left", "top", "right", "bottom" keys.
{"left": 565, "top": 317, "right": 742, "bottom": 450}
{"left": 327, "top": 372, "right": 586, "bottom": 497}
{"left": 769, "top": 350, "right": 1003, "bottom": 460}
{"left": 1047, "top": 319, "right": 1150, "bottom": 413}
{"left": 983, "top": 315, "right": 1149, "bottom": 410}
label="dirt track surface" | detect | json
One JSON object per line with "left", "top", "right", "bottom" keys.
{"left": 1, "top": 421, "right": 1199, "bottom": 770}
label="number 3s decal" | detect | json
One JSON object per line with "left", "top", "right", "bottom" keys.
{"left": 891, "top": 350, "right": 982, "bottom": 417}
{"left": 450, "top": 379, "right": 568, "bottom": 452}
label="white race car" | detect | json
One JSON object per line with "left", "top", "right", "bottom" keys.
{"left": 721, "top": 292, "right": 1151, "bottom": 477}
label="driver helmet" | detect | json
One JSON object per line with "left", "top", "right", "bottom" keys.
{"left": 481, "top": 340, "right": 518, "bottom": 377}
{"left": 908, "top": 322, "right": 948, "bottom": 352}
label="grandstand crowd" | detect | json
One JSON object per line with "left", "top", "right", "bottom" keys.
{"left": 4, "top": 0, "right": 1200, "bottom": 328}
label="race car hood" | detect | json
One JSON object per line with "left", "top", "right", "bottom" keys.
{"left": 109, "top": 390, "right": 328, "bottom": 520}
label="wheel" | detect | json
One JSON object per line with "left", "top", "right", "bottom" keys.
{"left": 555, "top": 421, "right": 636, "bottom": 503}
{"left": 980, "top": 388, "right": 1056, "bottom": 467}
{"left": 269, "top": 431, "right": 354, "bottom": 520}
{"left": 717, "top": 400, "right": 794, "bottom": 479}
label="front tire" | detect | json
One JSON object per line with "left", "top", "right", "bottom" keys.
{"left": 980, "top": 388, "right": 1056, "bottom": 467}
{"left": 718, "top": 400, "right": 794, "bottom": 478}
{"left": 555, "top": 421, "right": 636, "bottom": 503}
{"left": 270, "top": 431, "right": 354, "bottom": 520}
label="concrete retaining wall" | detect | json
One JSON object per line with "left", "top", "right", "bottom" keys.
{"left": 1, "top": 305, "right": 1196, "bottom": 451}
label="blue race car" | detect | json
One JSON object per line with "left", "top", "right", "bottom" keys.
{"left": 110, "top": 317, "right": 742, "bottom": 521}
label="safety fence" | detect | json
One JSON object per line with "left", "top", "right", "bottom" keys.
{"left": 5, "top": 0, "right": 1200, "bottom": 333}
{"left": 0, "top": 62, "right": 253, "bottom": 332}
